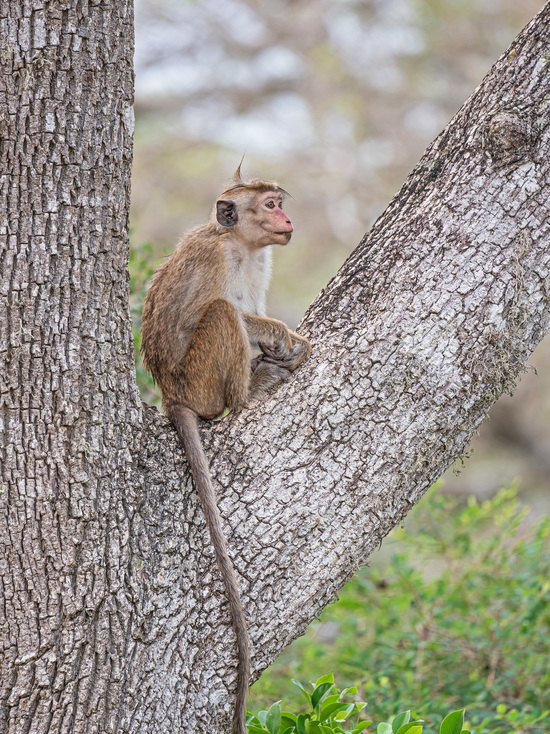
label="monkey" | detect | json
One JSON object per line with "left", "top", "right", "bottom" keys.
{"left": 140, "top": 167, "right": 311, "bottom": 734}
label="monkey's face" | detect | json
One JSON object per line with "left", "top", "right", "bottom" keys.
{"left": 253, "top": 191, "right": 293, "bottom": 246}
{"left": 216, "top": 190, "right": 293, "bottom": 248}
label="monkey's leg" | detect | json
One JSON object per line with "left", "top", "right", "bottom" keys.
{"left": 247, "top": 359, "right": 292, "bottom": 403}
{"left": 177, "top": 299, "right": 252, "bottom": 419}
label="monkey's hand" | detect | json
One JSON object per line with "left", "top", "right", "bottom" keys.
{"left": 258, "top": 340, "right": 290, "bottom": 363}
{"left": 244, "top": 314, "right": 291, "bottom": 358}
{"left": 260, "top": 332, "right": 311, "bottom": 372}
{"left": 243, "top": 313, "right": 311, "bottom": 371}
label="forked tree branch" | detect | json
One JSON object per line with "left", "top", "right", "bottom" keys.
{"left": 1, "top": 3, "right": 549, "bottom": 733}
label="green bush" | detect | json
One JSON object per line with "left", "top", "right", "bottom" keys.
{"left": 247, "top": 674, "right": 470, "bottom": 733}
{"left": 249, "top": 488, "right": 550, "bottom": 733}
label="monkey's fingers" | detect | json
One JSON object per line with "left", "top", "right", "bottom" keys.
{"left": 270, "top": 343, "right": 307, "bottom": 370}
{"left": 289, "top": 336, "right": 312, "bottom": 367}
{"left": 262, "top": 355, "right": 293, "bottom": 369}
{"left": 262, "top": 344, "right": 305, "bottom": 369}
{"left": 258, "top": 342, "right": 288, "bottom": 361}
{"left": 260, "top": 335, "right": 310, "bottom": 369}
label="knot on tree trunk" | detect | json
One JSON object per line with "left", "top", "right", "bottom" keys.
{"left": 483, "top": 109, "right": 537, "bottom": 166}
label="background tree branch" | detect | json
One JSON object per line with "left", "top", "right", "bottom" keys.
{"left": 1, "top": 2, "right": 549, "bottom": 733}
{"left": 131, "top": 5, "right": 550, "bottom": 730}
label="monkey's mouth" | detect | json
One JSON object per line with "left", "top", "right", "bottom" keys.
{"left": 276, "top": 231, "right": 292, "bottom": 238}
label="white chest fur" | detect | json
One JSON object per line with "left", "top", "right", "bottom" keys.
{"left": 226, "top": 246, "right": 273, "bottom": 316}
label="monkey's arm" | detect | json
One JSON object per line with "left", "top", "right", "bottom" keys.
{"left": 242, "top": 312, "right": 311, "bottom": 371}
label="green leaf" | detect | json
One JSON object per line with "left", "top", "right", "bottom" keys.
{"left": 352, "top": 721, "right": 373, "bottom": 733}
{"left": 320, "top": 703, "right": 350, "bottom": 722}
{"left": 247, "top": 727, "right": 268, "bottom": 734}
{"left": 258, "top": 711, "right": 268, "bottom": 727}
{"left": 312, "top": 683, "right": 334, "bottom": 709}
{"left": 314, "top": 673, "right": 335, "bottom": 687}
{"left": 340, "top": 687, "right": 358, "bottom": 697}
{"left": 392, "top": 712, "right": 411, "bottom": 733}
{"left": 378, "top": 724, "right": 393, "bottom": 734}
{"left": 282, "top": 729, "right": 295, "bottom": 734}
{"left": 293, "top": 680, "right": 313, "bottom": 706}
{"left": 266, "top": 703, "right": 282, "bottom": 734}
{"left": 440, "top": 710, "right": 465, "bottom": 734}
{"left": 334, "top": 704, "right": 355, "bottom": 721}
{"left": 281, "top": 713, "right": 297, "bottom": 726}
{"left": 297, "top": 714, "right": 310, "bottom": 734}
{"left": 396, "top": 722, "right": 424, "bottom": 734}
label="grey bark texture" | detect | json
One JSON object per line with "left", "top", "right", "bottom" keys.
{"left": 1, "top": 2, "right": 550, "bottom": 733}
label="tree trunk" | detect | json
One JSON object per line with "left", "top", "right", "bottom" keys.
{"left": 0, "top": 0, "right": 141, "bottom": 732}
{"left": 1, "top": 2, "right": 550, "bottom": 733}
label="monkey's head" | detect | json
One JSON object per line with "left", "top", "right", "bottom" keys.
{"left": 213, "top": 169, "right": 293, "bottom": 249}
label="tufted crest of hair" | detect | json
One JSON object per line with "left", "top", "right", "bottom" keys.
{"left": 219, "top": 163, "right": 290, "bottom": 199}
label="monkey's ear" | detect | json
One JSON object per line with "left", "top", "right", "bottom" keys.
{"left": 216, "top": 200, "right": 238, "bottom": 227}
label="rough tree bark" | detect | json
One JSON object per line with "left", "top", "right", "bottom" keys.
{"left": 1, "top": 2, "right": 550, "bottom": 733}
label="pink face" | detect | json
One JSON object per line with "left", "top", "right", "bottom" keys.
{"left": 259, "top": 191, "right": 293, "bottom": 244}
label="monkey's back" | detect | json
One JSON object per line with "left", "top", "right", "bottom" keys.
{"left": 141, "top": 223, "right": 230, "bottom": 389}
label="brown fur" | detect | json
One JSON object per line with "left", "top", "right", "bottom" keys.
{"left": 141, "top": 171, "right": 311, "bottom": 734}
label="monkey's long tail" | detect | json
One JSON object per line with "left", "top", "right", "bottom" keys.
{"left": 168, "top": 404, "right": 250, "bottom": 734}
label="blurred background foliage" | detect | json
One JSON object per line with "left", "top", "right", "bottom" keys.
{"left": 130, "top": 2, "right": 550, "bottom": 727}
{"left": 248, "top": 488, "right": 550, "bottom": 732}
{"left": 131, "top": 0, "right": 550, "bottom": 504}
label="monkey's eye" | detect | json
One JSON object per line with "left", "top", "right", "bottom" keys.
{"left": 265, "top": 200, "right": 275, "bottom": 209}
